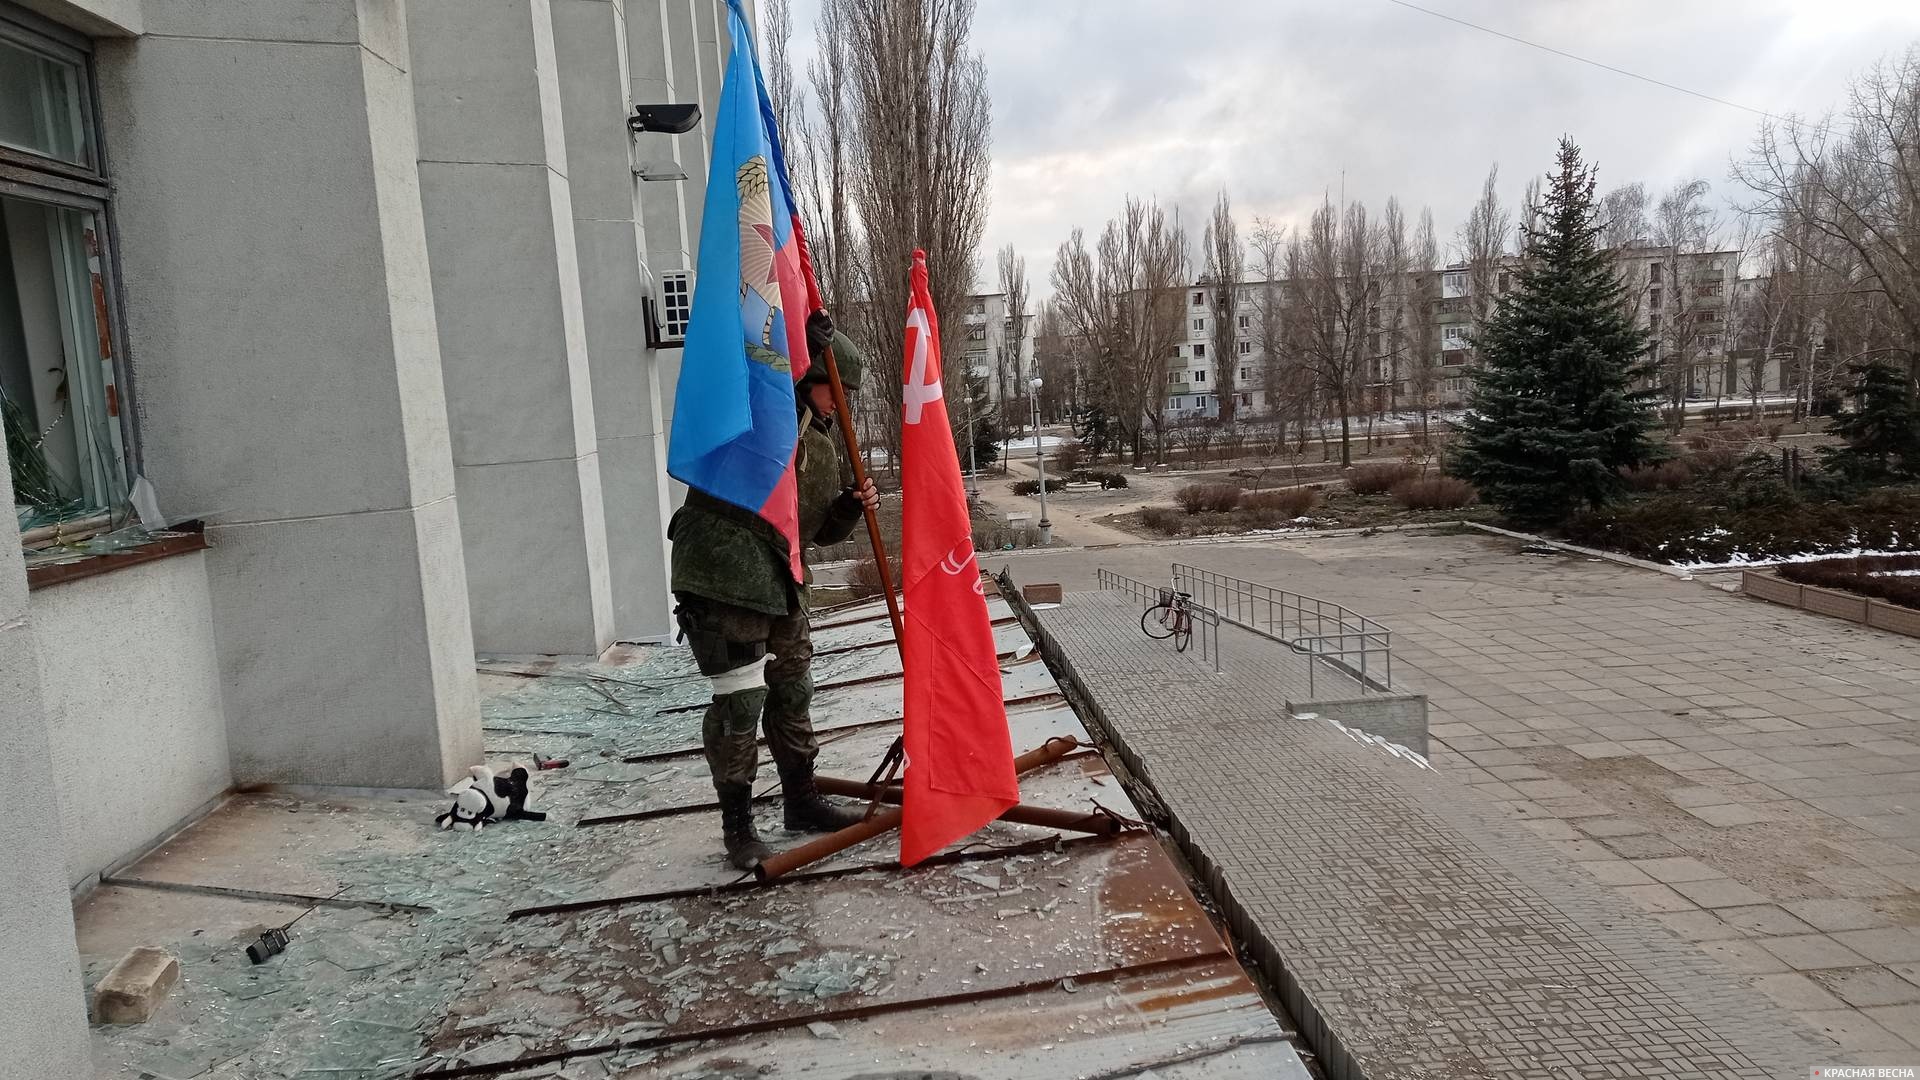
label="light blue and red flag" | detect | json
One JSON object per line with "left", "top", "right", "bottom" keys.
{"left": 668, "top": 0, "right": 820, "bottom": 582}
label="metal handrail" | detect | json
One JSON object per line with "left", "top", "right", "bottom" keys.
{"left": 1171, "top": 563, "right": 1392, "bottom": 696}
{"left": 1096, "top": 568, "right": 1223, "bottom": 673}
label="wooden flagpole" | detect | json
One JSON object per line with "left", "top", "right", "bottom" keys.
{"left": 816, "top": 342, "right": 906, "bottom": 653}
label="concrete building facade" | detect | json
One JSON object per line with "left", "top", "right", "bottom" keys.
{"left": 961, "top": 290, "right": 1036, "bottom": 411}
{"left": 1160, "top": 245, "right": 1778, "bottom": 425}
{"left": 0, "top": 0, "right": 738, "bottom": 1063}
{"left": 1163, "top": 281, "right": 1267, "bottom": 422}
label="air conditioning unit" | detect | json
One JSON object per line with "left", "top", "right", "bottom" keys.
{"left": 645, "top": 269, "right": 692, "bottom": 350}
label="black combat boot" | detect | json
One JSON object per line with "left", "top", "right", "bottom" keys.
{"left": 779, "top": 761, "right": 866, "bottom": 832}
{"left": 717, "top": 783, "right": 771, "bottom": 871}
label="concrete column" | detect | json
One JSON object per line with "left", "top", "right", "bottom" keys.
{"left": 0, "top": 446, "right": 91, "bottom": 1080}
{"left": 665, "top": 0, "right": 716, "bottom": 247}
{"left": 627, "top": 0, "right": 693, "bottom": 278}
{"left": 629, "top": 0, "right": 703, "bottom": 477}
{"left": 94, "top": 0, "right": 482, "bottom": 789}
{"left": 550, "top": 0, "right": 676, "bottom": 642}
{"left": 409, "top": 0, "right": 616, "bottom": 657}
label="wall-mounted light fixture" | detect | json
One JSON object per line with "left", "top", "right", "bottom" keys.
{"left": 628, "top": 103, "right": 701, "bottom": 135}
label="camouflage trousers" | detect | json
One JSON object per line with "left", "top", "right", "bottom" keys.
{"left": 672, "top": 593, "right": 817, "bottom": 791}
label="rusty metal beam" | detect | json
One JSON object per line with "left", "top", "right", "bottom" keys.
{"left": 754, "top": 737, "right": 1082, "bottom": 881}
{"left": 411, "top": 950, "right": 1227, "bottom": 1078}
{"left": 811, "top": 615, "right": 1017, "bottom": 658}
{"left": 652, "top": 648, "right": 1036, "bottom": 716}
{"left": 811, "top": 777, "right": 1129, "bottom": 836}
{"left": 616, "top": 690, "right": 1065, "bottom": 764}
{"left": 578, "top": 743, "right": 1101, "bottom": 826}
{"left": 506, "top": 830, "right": 1123, "bottom": 919}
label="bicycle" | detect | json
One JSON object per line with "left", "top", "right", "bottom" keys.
{"left": 1140, "top": 586, "right": 1194, "bottom": 652}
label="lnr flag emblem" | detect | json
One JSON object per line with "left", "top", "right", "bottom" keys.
{"left": 895, "top": 249, "right": 1019, "bottom": 866}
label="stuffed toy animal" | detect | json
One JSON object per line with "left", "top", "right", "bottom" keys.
{"left": 435, "top": 764, "right": 547, "bottom": 831}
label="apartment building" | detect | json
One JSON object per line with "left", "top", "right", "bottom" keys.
{"left": 1431, "top": 246, "right": 1775, "bottom": 405}
{"left": 1167, "top": 281, "right": 1266, "bottom": 421}
{"left": 1158, "top": 243, "right": 1774, "bottom": 425}
{"left": 961, "top": 290, "right": 1037, "bottom": 407}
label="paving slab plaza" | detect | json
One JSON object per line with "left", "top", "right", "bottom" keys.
{"left": 1017, "top": 527, "right": 1920, "bottom": 1075}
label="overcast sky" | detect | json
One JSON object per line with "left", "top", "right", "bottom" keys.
{"left": 780, "top": 0, "right": 1920, "bottom": 295}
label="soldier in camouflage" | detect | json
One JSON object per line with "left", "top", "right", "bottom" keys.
{"left": 668, "top": 312, "right": 877, "bottom": 870}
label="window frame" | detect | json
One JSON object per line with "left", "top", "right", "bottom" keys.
{"left": 0, "top": 6, "right": 140, "bottom": 486}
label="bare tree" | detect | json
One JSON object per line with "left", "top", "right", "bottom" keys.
{"left": 763, "top": 0, "right": 797, "bottom": 136}
{"left": 1051, "top": 197, "right": 1189, "bottom": 464}
{"left": 1736, "top": 46, "right": 1920, "bottom": 390}
{"left": 1457, "top": 164, "right": 1511, "bottom": 339}
{"left": 1030, "top": 299, "right": 1076, "bottom": 426}
{"left": 792, "top": 0, "right": 993, "bottom": 467}
{"left": 1599, "top": 182, "right": 1651, "bottom": 250}
{"left": 995, "top": 243, "right": 1029, "bottom": 430}
{"left": 797, "top": 0, "right": 851, "bottom": 314}
{"left": 1203, "top": 191, "right": 1244, "bottom": 425}
{"left": 1517, "top": 175, "right": 1543, "bottom": 251}
{"left": 1406, "top": 207, "right": 1442, "bottom": 446}
{"left": 1283, "top": 198, "right": 1377, "bottom": 467}
{"left": 1651, "top": 178, "right": 1720, "bottom": 431}
{"left": 1594, "top": 181, "right": 1655, "bottom": 331}
{"left": 1726, "top": 227, "right": 1798, "bottom": 416}
{"left": 1249, "top": 217, "right": 1312, "bottom": 445}
{"left": 1370, "top": 197, "right": 1413, "bottom": 446}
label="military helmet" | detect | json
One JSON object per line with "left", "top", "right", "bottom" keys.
{"left": 799, "top": 330, "right": 864, "bottom": 395}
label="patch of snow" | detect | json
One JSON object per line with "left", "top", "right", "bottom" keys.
{"left": 1671, "top": 546, "right": 1917, "bottom": 572}
{"left": 1680, "top": 394, "right": 1797, "bottom": 411}
{"left": 999, "top": 434, "right": 1072, "bottom": 453}
{"left": 1306, "top": 713, "right": 1432, "bottom": 769}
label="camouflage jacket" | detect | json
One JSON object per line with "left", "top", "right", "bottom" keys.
{"left": 668, "top": 417, "right": 862, "bottom": 616}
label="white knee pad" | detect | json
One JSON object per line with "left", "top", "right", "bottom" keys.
{"left": 710, "top": 655, "right": 771, "bottom": 696}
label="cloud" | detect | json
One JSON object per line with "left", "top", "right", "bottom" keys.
{"left": 777, "top": 0, "right": 1920, "bottom": 296}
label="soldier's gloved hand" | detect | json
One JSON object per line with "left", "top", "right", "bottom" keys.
{"left": 806, "top": 309, "right": 835, "bottom": 361}
{"left": 835, "top": 478, "right": 879, "bottom": 518}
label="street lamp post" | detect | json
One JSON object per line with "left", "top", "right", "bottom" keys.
{"left": 963, "top": 381, "right": 980, "bottom": 504}
{"left": 1030, "top": 377, "right": 1051, "bottom": 545}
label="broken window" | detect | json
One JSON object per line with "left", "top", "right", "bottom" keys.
{"left": 2, "top": 198, "right": 126, "bottom": 516}
{"left": 2, "top": 14, "right": 135, "bottom": 539}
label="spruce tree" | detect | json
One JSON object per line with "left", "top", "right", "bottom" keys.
{"left": 1451, "top": 139, "right": 1660, "bottom": 526}
{"left": 1820, "top": 360, "right": 1920, "bottom": 484}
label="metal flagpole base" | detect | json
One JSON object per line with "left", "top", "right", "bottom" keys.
{"left": 754, "top": 738, "right": 1083, "bottom": 881}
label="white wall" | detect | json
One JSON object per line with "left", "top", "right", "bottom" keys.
{"left": 31, "top": 551, "right": 230, "bottom": 888}
{"left": 0, "top": 380, "right": 91, "bottom": 1077}
{"left": 95, "top": 1, "right": 484, "bottom": 790}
